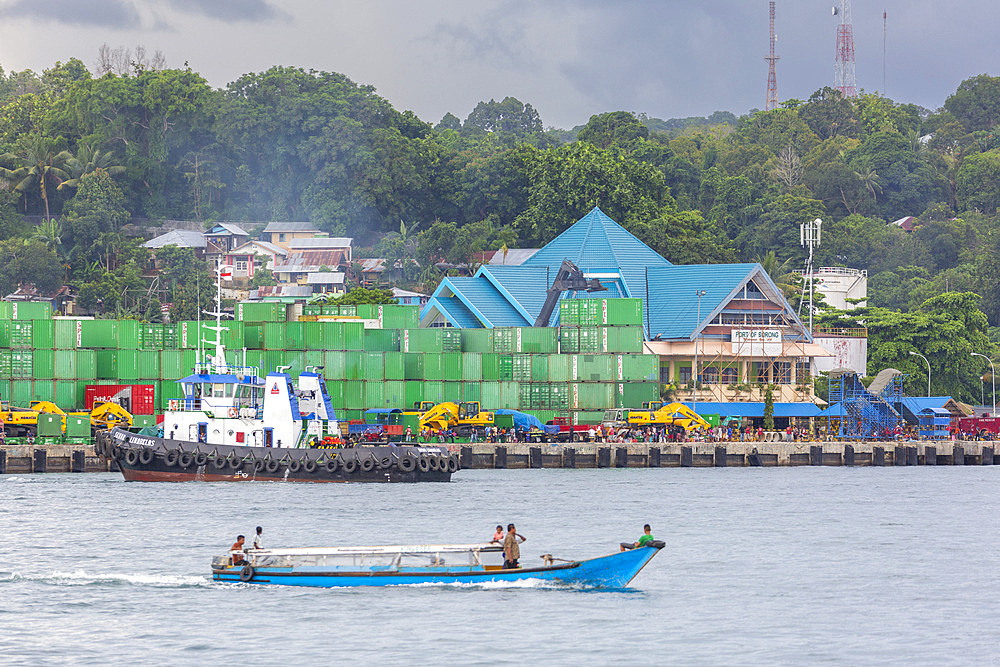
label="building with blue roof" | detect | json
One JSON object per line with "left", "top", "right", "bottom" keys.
{"left": 421, "top": 207, "right": 832, "bottom": 406}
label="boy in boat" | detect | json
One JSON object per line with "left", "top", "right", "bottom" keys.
{"left": 621, "top": 524, "right": 655, "bottom": 551}
{"left": 252, "top": 526, "right": 263, "bottom": 550}
{"left": 231, "top": 535, "right": 246, "bottom": 565}
{"left": 502, "top": 524, "right": 526, "bottom": 569}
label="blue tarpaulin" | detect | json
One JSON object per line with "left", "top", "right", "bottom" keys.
{"left": 494, "top": 410, "right": 560, "bottom": 435}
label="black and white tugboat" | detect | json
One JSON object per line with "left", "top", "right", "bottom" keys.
{"left": 94, "top": 264, "right": 458, "bottom": 483}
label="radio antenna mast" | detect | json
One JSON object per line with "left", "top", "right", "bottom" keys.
{"left": 765, "top": 1, "right": 780, "bottom": 111}
{"left": 833, "top": 0, "right": 857, "bottom": 97}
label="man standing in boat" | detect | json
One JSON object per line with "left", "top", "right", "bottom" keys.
{"left": 502, "top": 524, "right": 525, "bottom": 569}
{"left": 252, "top": 526, "right": 263, "bottom": 550}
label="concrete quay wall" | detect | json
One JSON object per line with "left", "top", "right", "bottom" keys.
{"left": 452, "top": 441, "right": 999, "bottom": 469}
{"left": 0, "top": 444, "right": 111, "bottom": 474}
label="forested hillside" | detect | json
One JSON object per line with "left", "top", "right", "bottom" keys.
{"left": 1, "top": 55, "right": 999, "bottom": 400}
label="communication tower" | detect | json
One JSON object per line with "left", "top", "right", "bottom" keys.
{"left": 832, "top": 0, "right": 857, "bottom": 97}
{"left": 764, "top": 1, "right": 779, "bottom": 111}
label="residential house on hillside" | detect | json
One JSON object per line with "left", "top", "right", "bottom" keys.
{"left": 223, "top": 240, "right": 288, "bottom": 279}
{"left": 392, "top": 288, "right": 429, "bottom": 307}
{"left": 204, "top": 223, "right": 250, "bottom": 255}
{"left": 287, "top": 237, "right": 353, "bottom": 262}
{"left": 262, "top": 222, "right": 321, "bottom": 249}
{"left": 307, "top": 272, "right": 347, "bottom": 295}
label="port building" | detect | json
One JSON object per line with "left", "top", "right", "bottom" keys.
{"left": 421, "top": 207, "right": 830, "bottom": 405}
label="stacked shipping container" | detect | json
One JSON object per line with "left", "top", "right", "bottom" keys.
{"left": 0, "top": 299, "right": 658, "bottom": 427}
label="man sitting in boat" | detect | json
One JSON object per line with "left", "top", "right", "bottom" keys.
{"left": 621, "top": 524, "right": 655, "bottom": 551}
{"left": 502, "top": 524, "right": 526, "bottom": 569}
{"left": 231, "top": 535, "right": 246, "bottom": 565}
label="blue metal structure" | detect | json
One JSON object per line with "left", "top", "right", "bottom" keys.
{"left": 828, "top": 371, "right": 903, "bottom": 439}
{"left": 213, "top": 543, "right": 661, "bottom": 589}
{"left": 917, "top": 407, "right": 951, "bottom": 439}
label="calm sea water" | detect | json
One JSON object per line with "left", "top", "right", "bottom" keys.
{"left": 2, "top": 468, "right": 999, "bottom": 666}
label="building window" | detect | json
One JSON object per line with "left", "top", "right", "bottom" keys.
{"left": 235, "top": 261, "right": 248, "bottom": 273}
{"left": 721, "top": 367, "right": 738, "bottom": 385}
{"left": 796, "top": 359, "right": 811, "bottom": 383}
{"left": 279, "top": 233, "right": 286, "bottom": 242}
{"left": 702, "top": 367, "right": 719, "bottom": 384}
{"left": 660, "top": 365, "right": 671, "bottom": 383}
{"left": 777, "top": 362, "right": 792, "bottom": 383}
{"left": 679, "top": 366, "right": 692, "bottom": 385}
{"left": 755, "top": 363, "right": 769, "bottom": 384}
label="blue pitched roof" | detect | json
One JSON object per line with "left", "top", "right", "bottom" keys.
{"left": 682, "top": 402, "right": 822, "bottom": 418}
{"left": 432, "top": 295, "right": 483, "bottom": 328}
{"left": 646, "top": 264, "right": 758, "bottom": 340}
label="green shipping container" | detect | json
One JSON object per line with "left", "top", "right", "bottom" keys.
{"left": 602, "top": 327, "right": 644, "bottom": 353}
{"left": 9, "top": 320, "right": 33, "bottom": 347}
{"left": 160, "top": 350, "right": 185, "bottom": 380}
{"left": 498, "top": 355, "right": 513, "bottom": 381}
{"left": 117, "top": 350, "right": 140, "bottom": 380}
{"left": 323, "top": 351, "right": 346, "bottom": 379}
{"left": 31, "top": 320, "right": 55, "bottom": 348}
{"left": 570, "top": 382, "right": 614, "bottom": 410}
{"left": 617, "top": 354, "right": 659, "bottom": 382}
{"left": 139, "top": 324, "right": 163, "bottom": 350}
{"left": 0, "top": 350, "right": 10, "bottom": 378}
{"left": 517, "top": 327, "right": 558, "bottom": 354}
{"left": 344, "top": 351, "right": 363, "bottom": 380}
{"left": 616, "top": 382, "right": 659, "bottom": 408}
{"left": 343, "top": 322, "right": 365, "bottom": 350}
{"left": 481, "top": 353, "right": 500, "bottom": 381}
{"left": 362, "top": 352, "right": 384, "bottom": 380}
{"left": 442, "top": 353, "right": 463, "bottom": 380}
{"left": 325, "top": 381, "right": 345, "bottom": 409}
{"left": 11, "top": 301, "right": 51, "bottom": 320}
{"left": 304, "top": 350, "right": 325, "bottom": 371}
{"left": 365, "top": 381, "right": 385, "bottom": 407}
{"left": 54, "top": 380, "right": 77, "bottom": 409}
{"left": 138, "top": 351, "right": 160, "bottom": 379}
{"left": 345, "top": 381, "right": 366, "bottom": 409}
{"left": 572, "top": 354, "right": 613, "bottom": 381}
{"left": 461, "top": 329, "right": 494, "bottom": 353}
{"left": 441, "top": 329, "right": 462, "bottom": 352}
{"left": 462, "top": 382, "right": 481, "bottom": 403}
{"left": 404, "top": 380, "right": 424, "bottom": 407}
{"left": 263, "top": 322, "right": 287, "bottom": 349}
{"left": 379, "top": 304, "right": 419, "bottom": 329}
{"left": 12, "top": 379, "right": 32, "bottom": 406}
{"left": 548, "top": 355, "right": 569, "bottom": 382}
{"left": 263, "top": 350, "right": 286, "bottom": 374}
{"left": 462, "top": 353, "right": 482, "bottom": 381}
{"left": 481, "top": 382, "right": 501, "bottom": 409}
{"left": 243, "top": 325, "right": 263, "bottom": 349}
{"left": 423, "top": 354, "right": 442, "bottom": 381}
{"left": 285, "top": 351, "right": 306, "bottom": 377}
{"left": 384, "top": 352, "right": 405, "bottom": 380}
{"left": 115, "top": 320, "right": 140, "bottom": 349}
{"left": 403, "top": 329, "right": 442, "bottom": 353}
{"left": 79, "top": 320, "right": 117, "bottom": 348}
{"left": 237, "top": 302, "right": 287, "bottom": 323}
{"left": 549, "top": 383, "right": 569, "bottom": 410}
{"left": 284, "top": 322, "right": 305, "bottom": 350}
{"left": 559, "top": 327, "right": 579, "bottom": 354}
{"left": 500, "top": 381, "right": 519, "bottom": 409}
{"left": 33, "top": 381, "right": 56, "bottom": 406}
{"left": 11, "top": 350, "right": 33, "bottom": 378}
{"left": 442, "top": 382, "right": 462, "bottom": 404}
{"left": 363, "top": 327, "right": 398, "bottom": 352}
{"left": 511, "top": 355, "right": 531, "bottom": 382}
{"left": 384, "top": 380, "right": 406, "bottom": 408}
{"left": 422, "top": 381, "right": 444, "bottom": 404}
{"left": 531, "top": 355, "right": 548, "bottom": 382}
{"left": 76, "top": 350, "right": 97, "bottom": 379}
{"left": 54, "top": 350, "right": 76, "bottom": 379}
{"left": 33, "top": 350, "right": 54, "bottom": 380}
{"left": 53, "top": 320, "right": 79, "bottom": 349}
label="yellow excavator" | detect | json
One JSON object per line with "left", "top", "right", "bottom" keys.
{"left": 627, "top": 402, "right": 712, "bottom": 430}
{"left": 0, "top": 401, "right": 48, "bottom": 437}
{"left": 12, "top": 400, "right": 134, "bottom": 435}
{"left": 419, "top": 401, "right": 494, "bottom": 435}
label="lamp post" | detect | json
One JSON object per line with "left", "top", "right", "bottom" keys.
{"left": 908, "top": 350, "right": 930, "bottom": 397}
{"left": 693, "top": 290, "right": 706, "bottom": 414}
{"left": 971, "top": 352, "right": 996, "bottom": 417}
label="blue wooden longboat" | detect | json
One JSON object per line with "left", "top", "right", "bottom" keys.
{"left": 212, "top": 542, "right": 662, "bottom": 588}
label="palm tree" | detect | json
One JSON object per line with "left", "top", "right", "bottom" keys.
{"left": 0, "top": 137, "right": 72, "bottom": 220}
{"left": 755, "top": 250, "right": 797, "bottom": 299}
{"left": 31, "top": 218, "right": 62, "bottom": 253}
{"left": 853, "top": 159, "right": 883, "bottom": 201}
{"left": 57, "top": 144, "right": 125, "bottom": 191}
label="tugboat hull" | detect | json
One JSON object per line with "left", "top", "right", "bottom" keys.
{"left": 97, "top": 428, "right": 456, "bottom": 483}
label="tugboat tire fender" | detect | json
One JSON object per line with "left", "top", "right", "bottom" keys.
{"left": 438, "top": 454, "right": 450, "bottom": 470}
{"left": 378, "top": 455, "right": 392, "bottom": 469}
{"left": 212, "top": 455, "right": 228, "bottom": 470}
{"left": 325, "top": 457, "right": 339, "bottom": 473}
{"left": 288, "top": 459, "right": 302, "bottom": 473}
{"left": 125, "top": 449, "right": 140, "bottom": 465}
{"left": 179, "top": 452, "right": 194, "bottom": 468}
{"left": 447, "top": 456, "right": 459, "bottom": 473}
{"left": 110, "top": 445, "right": 122, "bottom": 460}
{"left": 240, "top": 565, "right": 255, "bottom": 582}
{"left": 139, "top": 448, "right": 155, "bottom": 465}
{"left": 265, "top": 459, "right": 280, "bottom": 474}
{"left": 303, "top": 459, "right": 317, "bottom": 473}
{"left": 398, "top": 455, "right": 416, "bottom": 472}
{"left": 164, "top": 450, "right": 180, "bottom": 467}
{"left": 194, "top": 452, "right": 208, "bottom": 467}
{"left": 94, "top": 439, "right": 105, "bottom": 457}
{"left": 417, "top": 456, "right": 431, "bottom": 473}
{"left": 254, "top": 459, "right": 266, "bottom": 472}
{"left": 360, "top": 456, "right": 375, "bottom": 472}
{"left": 227, "top": 455, "right": 242, "bottom": 470}
{"left": 342, "top": 458, "right": 357, "bottom": 474}
{"left": 428, "top": 456, "right": 440, "bottom": 471}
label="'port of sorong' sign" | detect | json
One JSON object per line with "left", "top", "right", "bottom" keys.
{"left": 732, "top": 329, "right": 782, "bottom": 356}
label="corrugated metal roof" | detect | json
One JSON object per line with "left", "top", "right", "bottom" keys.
{"left": 444, "top": 277, "right": 530, "bottom": 327}
{"left": 306, "top": 272, "right": 345, "bottom": 284}
{"left": 262, "top": 221, "right": 320, "bottom": 233}
{"left": 229, "top": 240, "right": 287, "bottom": 256}
{"left": 205, "top": 223, "right": 249, "bottom": 236}
{"left": 646, "top": 264, "right": 758, "bottom": 340}
{"left": 144, "top": 230, "right": 207, "bottom": 249}
{"left": 487, "top": 248, "right": 538, "bottom": 265}
{"left": 431, "top": 296, "right": 483, "bottom": 328}
{"left": 288, "top": 237, "right": 352, "bottom": 249}
{"left": 681, "top": 402, "right": 822, "bottom": 418}
{"left": 478, "top": 265, "right": 553, "bottom": 324}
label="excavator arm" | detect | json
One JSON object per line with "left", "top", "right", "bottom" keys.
{"left": 628, "top": 402, "right": 711, "bottom": 431}
{"left": 533, "top": 259, "right": 607, "bottom": 327}
{"left": 419, "top": 402, "right": 459, "bottom": 432}
{"left": 85, "top": 401, "right": 133, "bottom": 430}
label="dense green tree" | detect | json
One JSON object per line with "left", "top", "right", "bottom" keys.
{"left": 798, "top": 87, "right": 858, "bottom": 140}
{"left": 944, "top": 74, "right": 1000, "bottom": 132}
{"left": 464, "top": 97, "right": 542, "bottom": 138}
{"left": 577, "top": 111, "right": 649, "bottom": 150}
{"left": 0, "top": 136, "right": 71, "bottom": 219}
{"left": 956, "top": 150, "right": 1000, "bottom": 213}
{"left": 0, "top": 238, "right": 63, "bottom": 296}
{"left": 61, "top": 168, "right": 130, "bottom": 268}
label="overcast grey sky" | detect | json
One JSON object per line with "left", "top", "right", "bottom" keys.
{"left": 0, "top": 1, "right": 996, "bottom": 128}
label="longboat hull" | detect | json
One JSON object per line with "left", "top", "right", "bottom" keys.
{"left": 97, "top": 428, "right": 456, "bottom": 483}
{"left": 212, "top": 545, "right": 660, "bottom": 588}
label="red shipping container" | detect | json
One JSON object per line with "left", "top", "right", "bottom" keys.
{"left": 85, "top": 384, "right": 155, "bottom": 415}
